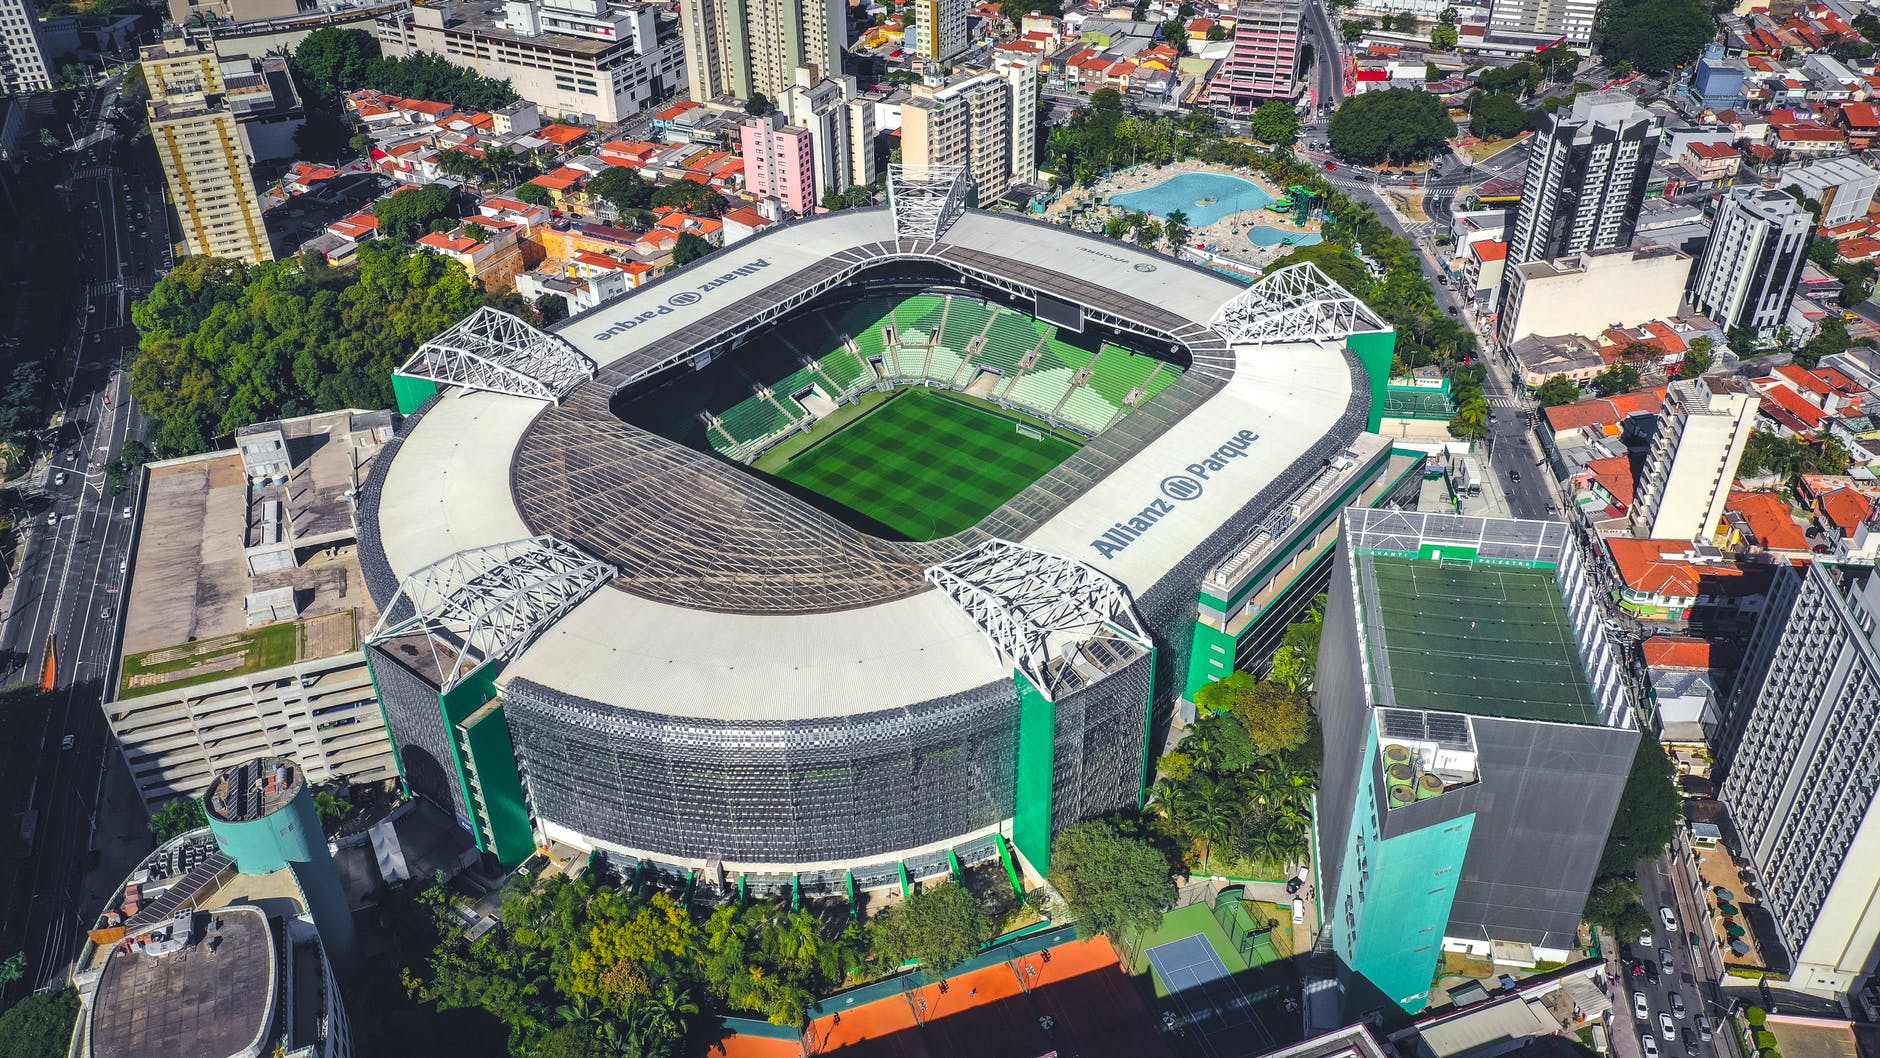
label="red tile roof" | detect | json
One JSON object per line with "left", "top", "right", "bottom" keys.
{"left": 1689, "top": 141, "right": 1738, "bottom": 159}
{"left": 1840, "top": 101, "right": 1880, "bottom": 128}
{"left": 1474, "top": 239, "right": 1508, "bottom": 262}
{"left": 1606, "top": 538, "right": 1753, "bottom": 599}
{"left": 418, "top": 231, "right": 481, "bottom": 254}
{"left": 1759, "top": 383, "right": 1828, "bottom": 430}
{"left": 537, "top": 123, "right": 591, "bottom": 145}
{"left": 1542, "top": 389, "right": 1668, "bottom": 433}
{"left": 529, "top": 166, "right": 587, "bottom": 192}
{"left": 1642, "top": 635, "right": 1713, "bottom": 670}
{"left": 1819, "top": 487, "right": 1875, "bottom": 532}
{"left": 1726, "top": 490, "right": 1811, "bottom": 551}
{"left": 1585, "top": 454, "right": 1636, "bottom": 506}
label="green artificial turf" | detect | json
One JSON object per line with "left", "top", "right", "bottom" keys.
{"left": 775, "top": 388, "right": 1079, "bottom": 540}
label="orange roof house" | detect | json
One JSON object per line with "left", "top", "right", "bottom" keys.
{"left": 1725, "top": 490, "right": 1812, "bottom": 553}
{"left": 1642, "top": 635, "right": 1714, "bottom": 670}
{"left": 537, "top": 122, "right": 591, "bottom": 147}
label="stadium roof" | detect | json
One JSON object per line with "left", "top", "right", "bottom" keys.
{"left": 367, "top": 207, "right": 1367, "bottom": 719}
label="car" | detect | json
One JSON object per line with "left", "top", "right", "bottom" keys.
{"left": 1643, "top": 960, "right": 1658, "bottom": 984}
{"left": 1510, "top": 470, "right": 1522, "bottom": 483}
{"left": 1325, "top": 161, "right": 1338, "bottom": 170}
{"left": 1642, "top": 1036, "right": 1660, "bottom": 1058}
{"left": 86, "top": 304, "right": 96, "bottom": 313}
{"left": 119, "top": 559, "right": 127, "bottom": 573}
{"left": 99, "top": 605, "right": 112, "bottom": 618}
{"left": 1287, "top": 876, "right": 1305, "bottom": 893}
{"left": 62, "top": 735, "right": 74, "bottom": 750}
{"left": 53, "top": 472, "right": 65, "bottom": 486}
{"left": 120, "top": 506, "right": 131, "bottom": 518}
{"left": 1660, "top": 1014, "right": 1677, "bottom": 1042}
{"left": 1447, "top": 306, "right": 1458, "bottom": 315}
{"left": 1697, "top": 1017, "right": 1713, "bottom": 1041}
{"left": 1660, "top": 906, "right": 1680, "bottom": 933}
{"left": 1634, "top": 993, "right": 1650, "bottom": 1020}
{"left": 1670, "top": 993, "right": 1685, "bottom": 1019}
{"left": 1682, "top": 1029, "right": 1698, "bottom": 1052}
{"left": 46, "top": 512, "right": 57, "bottom": 527}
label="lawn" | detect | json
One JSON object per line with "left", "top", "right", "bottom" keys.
{"left": 119, "top": 621, "right": 302, "bottom": 698}
{"left": 772, "top": 387, "right": 1079, "bottom": 540}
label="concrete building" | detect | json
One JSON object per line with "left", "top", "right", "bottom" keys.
{"left": 0, "top": 0, "right": 51, "bottom": 93}
{"left": 375, "top": 0, "right": 685, "bottom": 124}
{"left": 1720, "top": 561, "right": 1880, "bottom": 1000}
{"left": 1207, "top": 0, "right": 1304, "bottom": 110}
{"left": 142, "top": 38, "right": 274, "bottom": 264}
{"left": 900, "top": 59, "right": 1038, "bottom": 202}
{"left": 911, "top": 0, "right": 967, "bottom": 62}
{"left": 1692, "top": 46, "right": 1749, "bottom": 111}
{"left": 1316, "top": 509, "right": 1636, "bottom": 1018}
{"left": 165, "top": 0, "right": 293, "bottom": 27}
{"left": 75, "top": 761, "right": 355, "bottom": 1058}
{"left": 780, "top": 65, "right": 876, "bottom": 203}
{"left": 1485, "top": 0, "right": 1597, "bottom": 45}
{"left": 1687, "top": 187, "right": 1812, "bottom": 341}
{"left": 1500, "top": 92, "right": 1659, "bottom": 304}
{"left": 740, "top": 111, "right": 816, "bottom": 215}
{"left": 680, "top": 0, "right": 841, "bottom": 104}
{"left": 104, "top": 410, "right": 398, "bottom": 809}
{"left": 1782, "top": 156, "right": 1880, "bottom": 229}
{"left": 1495, "top": 246, "right": 1691, "bottom": 350}
{"left": 1628, "top": 376, "right": 1759, "bottom": 542}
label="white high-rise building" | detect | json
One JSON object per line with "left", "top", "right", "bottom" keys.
{"left": 1628, "top": 376, "right": 1759, "bottom": 542}
{"left": 899, "top": 56, "right": 1038, "bottom": 202}
{"left": 1687, "top": 186, "right": 1813, "bottom": 340}
{"left": 142, "top": 38, "right": 274, "bottom": 264}
{"left": 911, "top": 0, "right": 968, "bottom": 62}
{"left": 681, "top": 0, "right": 842, "bottom": 104}
{"left": 1486, "top": 0, "right": 1598, "bottom": 46}
{"left": 1721, "top": 561, "right": 1880, "bottom": 1001}
{"left": 0, "top": 0, "right": 51, "bottom": 94}
{"left": 781, "top": 65, "right": 876, "bottom": 202}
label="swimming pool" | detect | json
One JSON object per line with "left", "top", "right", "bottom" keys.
{"left": 1108, "top": 172, "right": 1275, "bottom": 227}
{"left": 1248, "top": 226, "right": 1322, "bottom": 248}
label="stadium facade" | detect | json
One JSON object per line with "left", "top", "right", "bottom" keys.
{"left": 358, "top": 174, "right": 1420, "bottom": 893}
{"left": 1314, "top": 509, "right": 1638, "bottom": 1019}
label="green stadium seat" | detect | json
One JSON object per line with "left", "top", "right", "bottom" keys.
{"left": 1058, "top": 387, "right": 1119, "bottom": 433}
{"left": 896, "top": 295, "right": 946, "bottom": 336}
{"left": 1007, "top": 367, "right": 1075, "bottom": 418}
{"left": 1140, "top": 363, "right": 1179, "bottom": 401}
{"left": 941, "top": 298, "right": 994, "bottom": 350}
{"left": 1087, "top": 344, "right": 1166, "bottom": 406}
{"left": 925, "top": 344, "right": 963, "bottom": 385}
{"left": 815, "top": 348, "right": 868, "bottom": 394}
{"left": 716, "top": 392, "right": 803, "bottom": 447}
{"left": 973, "top": 309, "right": 1042, "bottom": 372}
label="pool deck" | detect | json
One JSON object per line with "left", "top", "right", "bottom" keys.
{"left": 1045, "top": 161, "right": 1324, "bottom": 271}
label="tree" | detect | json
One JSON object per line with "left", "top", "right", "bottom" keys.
{"left": 745, "top": 92, "right": 774, "bottom": 117}
{"left": 869, "top": 882, "right": 994, "bottom": 972}
{"left": 291, "top": 27, "right": 380, "bottom": 102}
{"left": 1534, "top": 374, "right": 1582, "bottom": 407}
{"left": 1192, "top": 671, "right": 1310, "bottom": 756}
{"left": 1328, "top": 89, "right": 1457, "bottom": 165}
{"left": 1341, "top": 15, "right": 1373, "bottom": 41}
{"left": 650, "top": 179, "right": 722, "bottom": 215}
{"left": 0, "top": 987, "right": 79, "bottom": 1058}
{"left": 1439, "top": 5, "right": 1458, "bottom": 20}
{"left": 1049, "top": 818, "right": 1176, "bottom": 939}
{"left": 1598, "top": 738, "right": 1682, "bottom": 876}
{"left": 1809, "top": 238, "right": 1839, "bottom": 269}
{"left": 671, "top": 232, "right": 715, "bottom": 267}
{"left": 1248, "top": 99, "right": 1300, "bottom": 146}
{"left": 1388, "top": 11, "right": 1418, "bottom": 31}
{"left": 1598, "top": 0, "right": 1717, "bottom": 74}
{"left": 1430, "top": 23, "right": 1458, "bottom": 49}
{"left": 1582, "top": 874, "right": 1653, "bottom": 939}
{"left": 0, "top": 951, "right": 24, "bottom": 985}
{"left": 1678, "top": 334, "right": 1714, "bottom": 379}
{"left": 360, "top": 51, "right": 518, "bottom": 110}
{"left": 1469, "top": 91, "right": 1527, "bottom": 138}
{"left": 1160, "top": 19, "right": 1188, "bottom": 48}
{"left": 587, "top": 166, "right": 651, "bottom": 212}
{"left": 537, "top": 293, "right": 569, "bottom": 324}
{"left": 1593, "top": 362, "right": 1642, "bottom": 396}
{"left": 149, "top": 797, "right": 206, "bottom": 842}
{"left": 1795, "top": 316, "right": 1852, "bottom": 368}
{"left": 1162, "top": 209, "right": 1190, "bottom": 248}
{"left": 313, "top": 790, "right": 354, "bottom": 834}
{"left": 1269, "top": 242, "right": 1369, "bottom": 292}
{"left": 376, "top": 182, "right": 457, "bottom": 240}
{"left": 513, "top": 182, "right": 553, "bottom": 208}
{"left": 1206, "top": 23, "right": 1226, "bottom": 40}
{"left": 1833, "top": 259, "right": 1877, "bottom": 306}
{"left": 1175, "top": 776, "right": 1241, "bottom": 866}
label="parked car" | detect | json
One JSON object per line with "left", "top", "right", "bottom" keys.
{"left": 1660, "top": 947, "right": 1673, "bottom": 969}
{"left": 1633, "top": 993, "right": 1650, "bottom": 1020}
{"left": 1642, "top": 1037, "right": 1659, "bottom": 1058}
{"left": 1643, "top": 960, "right": 1658, "bottom": 984}
{"left": 1660, "top": 906, "right": 1680, "bottom": 933}
{"left": 1670, "top": 993, "right": 1685, "bottom": 1019}
{"left": 1697, "top": 1017, "right": 1713, "bottom": 1041}
{"left": 1659, "top": 1014, "right": 1676, "bottom": 1042}
{"left": 61, "top": 735, "right": 74, "bottom": 750}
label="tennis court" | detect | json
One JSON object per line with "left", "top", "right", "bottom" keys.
{"left": 1146, "top": 935, "right": 1272, "bottom": 1058}
{"left": 1361, "top": 554, "right": 1598, "bottom": 724}
{"left": 775, "top": 387, "right": 1080, "bottom": 540}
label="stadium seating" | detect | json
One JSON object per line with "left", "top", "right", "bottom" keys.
{"left": 925, "top": 342, "right": 964, "bottom": 386}
{"left": 1139, "top": 363, "right": 1178, "bottom": 401}
{"left": 896, "top": 296, "right": 947, "bottom": 337}
{"left": 716, "top": 392, "right": 804, "bottom": 449}
{"left": 815, "top": 348, "right": 869, "bottom": 394}
{"left": 1086, "top": 344, "right": 1165, "bottom": 406}
{"left": 940, "top": 298, "right": 994, "bottom": 350}
{"left": 974, "top": 311, "right": 1042, "bottom": 371}
{"left": 1057, "top": 387, "right": 1120, "bottom": 433}
{"left": 1006, "top": 367, "right": 1076, "bottom": 417}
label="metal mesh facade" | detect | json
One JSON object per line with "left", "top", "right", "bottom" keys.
{"left": 366, "top": 641, "right": 472, "bottom": 829}
{"left": 1050, "top": 651, "right": 1155, "bottom": 828}
{"left": 502, "top": 676, "right": 1022, "bottom": 863}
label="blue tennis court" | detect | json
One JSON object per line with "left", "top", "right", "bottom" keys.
{"left": 1146, "top": 934, "right": 1272, "bottom": 1058}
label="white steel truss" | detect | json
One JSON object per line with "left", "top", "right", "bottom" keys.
{"left": 396, "top": 306, "right": 596, "bottom": 403}
{"left": 926, "top": 540, "right": 1151, "bottom": 701}
{"left": 888, "top": 163, "right": 971, "bottom": 241}
{"left": 1209, "top": 262, "right": 1389, "bottom": 346}
{"left": 367, "top": 536, "right": 616, "bottom": 692}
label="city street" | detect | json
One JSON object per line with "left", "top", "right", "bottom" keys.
{"left": 0, "top": 70, "right": 157, "bottom": 995}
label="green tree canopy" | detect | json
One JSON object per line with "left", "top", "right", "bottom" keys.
{"left": 375, "top": 182, "right": 457, "bottom": 240}
{"left": 672, "top": 232, "right": 716, "bottom": 267}
{"left": 868, "top": 882, "right": 994, "bottom": 972}
{"left": 1193, "top": 672, "right": 1311, "bottom": 756}
{"left": 1582, "top": 874, "right": 1652, "bottom": 939}
{"left": 1388, "top": 11, "right": 1417, "bottom": 31}
{"left": 1430, "top": 23, "right": 1458, "bottom": 49}
{"left": 1268, "top": 242, "right": 1369, "bottom": 292}
{"left": 1248, "top": 99, "right": 1300, "bottom": 146}
{"left": 536, "top": 293, "right": 569, "bottom": 324}
{"left": 745, "top": 92, "right": 774, "bottom": 117}
{"left": 650, "top": 179, "right": 723, "bottom": 215}
{"left": 1598, "top": 0, "right": 1717, "bottom": 73}
{"left": 291, "top": 27, "right": 380, "bottom": 102}
{"left": 1469, "top": 91, "right": 1528, "bottom": 140}
{"left": 149, "top": 797, "right": 206, "bottom": 842}
{"left": 362, "top": 51, "right": 518, "bottom": 110}
{"left": 1678, "top": 334, "right": 1715, "bottom": 379}
{"left": 1533, "top": 375, "right": 1582, "bottom": 407}
{"left": 0, "top": 987, "right": 79, "bottom": 1058}
{"left": 1328, "top": 89, "right": 1457, "bottom": 165}
{"left": 1598, "top": 738, "right": 1682, "bottom": 876}
{"left": 587, "top": 166, "right": 652, "bottom": 212}
{"left": 1593, "top": 362, "right": 1642, "bottom": 396}
{"left": 514, "top": 182, "right": 553, "bottom": 207}
{"left": 1049, "top": 818, "right": 1176, "bottom": 939}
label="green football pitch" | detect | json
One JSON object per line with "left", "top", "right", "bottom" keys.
{"left": 774, "top": 387, "right": 1081, "bottom": 540}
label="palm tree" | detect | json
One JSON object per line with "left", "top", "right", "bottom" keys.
{"left": 1164, "top": 208, "right": 1190, "bottom": 248}
{"left": 1181, "top": 777, "right": 1242, "bottom": 870}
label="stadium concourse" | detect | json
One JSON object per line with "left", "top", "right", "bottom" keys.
{"left": 358, "top": 186, "right": 1393, "bottom": 892}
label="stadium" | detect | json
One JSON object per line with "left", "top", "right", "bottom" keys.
{"left": 357, "top": 170, "right": 1408, "bottom": 892}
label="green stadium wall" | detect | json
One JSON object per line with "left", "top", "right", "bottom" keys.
{"left": 1012, "top": 671, "right": 1056, "bottom": 873}
{"left": 1345, "top": 329, "right": 1397, "bottom": 433}
{"left": 392, "top": 373, "right": 439, "bottom": 415}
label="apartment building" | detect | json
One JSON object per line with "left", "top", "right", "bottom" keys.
{"left": 740, "top": 111, "right": 815, "bottom": 214}
{"left": 0, "top": 0, "right": 51, "bottom": 93}
{"left": 1720, "top": 561, "right": 1880, "bottom": 1000}
{"left": 780, "top": 65, "right": 876, "bottom": 201}
{"left": 1628, "top": 376, "right": 1759, "bottom": 542}
{"left": 1687, "top": 186, "right": 1813, "bottom": 340}
{"left": 900, "top": 56, "right": 1038, "bottom": 201}
{"left": 911, "top": 0, "right": 967, "bottom": 62}
{"left": 1207, "top": 0, "right": 1304, "bottom": 110}
{"left": 105, "top": 411, "right": 399, "bottom": 809}
{"left": 1485, "top": 0, "right": 1598, "bottom": 46}
{"left": 680, "top": 0, "right": 842, "bottom": 104}
{"left": 142, "top": 38, "right": 274, "bottom": 264}
{"left": 376, "top": 0, "right": 686, "bottom": 124}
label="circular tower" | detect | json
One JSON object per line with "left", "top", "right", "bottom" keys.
{"left": 204, "top": 756, "right": 355, "bottom": 967}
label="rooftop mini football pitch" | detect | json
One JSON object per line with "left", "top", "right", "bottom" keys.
{"left": 771, "top": 387, "right": 1081, "bottom": 540}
